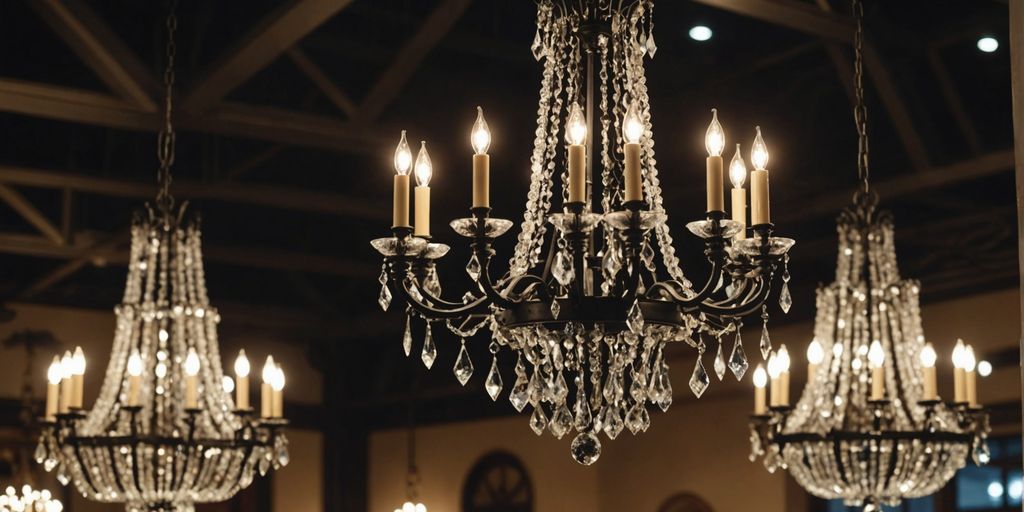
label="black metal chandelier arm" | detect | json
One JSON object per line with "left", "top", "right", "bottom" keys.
{"left": 501, "top": 274, "right": 548, "bottom": 301}
{"left": 693, "top": 279, "right": 771, "bottom": 318}
{"left": 707, "top": 276, "right": 762, "bottom": 308}
{"left": 474, "top": 254, "right": 523, "bottom": 310}
{"left": 398, "top": 278, "right": 491, "bottom": 319}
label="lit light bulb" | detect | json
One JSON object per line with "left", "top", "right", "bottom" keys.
{"left": 705, "top": 108, "right": 725, "bottom": 156}
{"left": 623, "top": 101, "right": 644, "bottom": 144}
{"left": 414, "top": 141, "right": 432, "bottom": 187}
{"left": 415, "top": 504, "right": 427, "bottom": 512}
{"left": 952, "top": 339, "right": 966, "bottom": 369}
{"left": 184, "top": 347, "right": 200, "bottom": 376}
{"left": 977, "top": 36, "right": 999, "bottom": 53}
{"left": 394, "top": 131, "right": 412, "bottom": 176}
{"left": 728, "top": 144, "right": 747, "bottom": 188}
{"left": 71, "top": 346, "right": 86, "bottom": 376}
{"left": 806, "top": 339, "right": 824, "bottom": 365}
{"left": 403, "top": 502, "right": 415, "bottom": 512}
{"left": 750, "top": 126, "right": 769, "bottom": 171}
{"left": 752, "top": 365, "right": 767, "bottom": 388}
{"left": 868, "top": 341, "right": 885, "bottom": 368}
{"left": 963, "top": 345, "right": 977, "bottom": 372}
{"left": 47, "top": 356, "right": 62, "bottom": 385}
{"left": 766, "top": 352, "right": 780, "bottom": 379}
{"left": 777, "top": 344, "right": 791, "bottom": 372}
{"left": 565, "top": 103, "right": 587, "bottom": 145}
{"left": 60, "top": 351, "right": 73, "bottom": 379}
{"left": 471, "top": 106, "right": 491, "bottom": 155}
{"left": 127, "top": 350, "right": 143, "bottom": 377}
{"left": 919, "top": 343, "right": 937, "bottom": 368}
{"left": 832, "top": 343, "right": 844, "bottom": 357}
{"left": 262, "top": 356, "right": 276, "bottom": 384}
{"left": 978, "top": 360, "right": 992, "bottom": 377}
{"left": 222, "top": 375, "right": 235, "bottom": 393}
{"left": 272, "top": 365, "right": 285, "bottom": 392}
{"left": 235, "top": 349, "right": 250, "bottom": 377}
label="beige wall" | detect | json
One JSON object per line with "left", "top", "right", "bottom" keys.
{"left": 368, "top": 287, "right": 1023, "bottom": 512}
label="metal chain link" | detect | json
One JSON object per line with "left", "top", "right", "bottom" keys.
{"left": 156, "top": 0, "right": 178, "bottom": 212}
{"left": 851, "top": 0, "right": 877, "bottom": 210}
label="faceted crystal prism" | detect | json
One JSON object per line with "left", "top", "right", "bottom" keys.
{"left": 485, "top": 357, "right": 503, "bottom": 401}
{"left": 453, "top": 340, "right": 474, "bottom": 385}
{"left": 759, "top": 324, "right": 772, "bottom": 360}
{"left": 531, "top": 30, "right": 543, "bottom": 60}
{"left": 550, "top": 300, "right": 561, "bottom": 319}
{"left": 625, "top": 402, "right": 650, "bottom": 434}
{"left": 729, "top": 333, "right": 749, "bottom": 380}
{"left": 627, "top": 300, "right": 644, "bottom": 334}
{"left": 603, "top": 407, "right": 624, "bottom": 440}
{"left": 509, "top": 372, "right": 529, "bottom": 412}
{"left": 570, "top": 433, "right": 602, "bottom": 465}
{"left": 779, "top": 282, "right": 792, "bottom": 313}
{"left": 574, "top": 393, "right": 592, "bottom": 430}
{"left": 529, "top": 407, "right": 548, "bottom": 435}
{"left": 714, "top": 343, "right": 727, "bottom": 381}
{"left": 402, "top": 316, "right": 413, "bottom": 356}
{"left": 552, "top": 250, "right": 574, "bottom": 286}
{"left": 465, "top": 253, "right": 481, "bottom": 281}
{"left": 645, "top": 33, "right": 658, "bottom": 57}
{"left": 550, "top": 404, "right": 573, "bottom": 439}
{"left": 421, "top": 324, "right": 437, "bottom": 369}
{"left": 378, "top": 283, "right": 392, "bottom": 311}
{"left": 689, "top": 357, "right": 710, "bottom": 398}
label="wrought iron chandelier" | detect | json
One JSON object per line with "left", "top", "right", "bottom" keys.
{"left": 748, "top": 1, "right": 989, "bottom": 509}
{"left": 375, "top": 0, "right": 794, "bottom": 464}
{"left": 34, "top": 7, "right": 288, "bottom": 512}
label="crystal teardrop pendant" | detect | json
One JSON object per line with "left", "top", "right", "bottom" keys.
{"left": 378, "top": 282, "right": 392, "bottom": 311}
{"left": 729, "top": 331, "right": 749, "bottom": 380}
{"left": 602, "top": 406, "right": 624, "bottom": 440}
{"left": 421, "top": 323, "right": 437, "bottom": 369}
{"left": 550, "top": 299, "right": 561, "bottom": 319}
{"left": 646, "top": 33, "right": 658, "bottom": 57}
{"left": 689, "top": 356, "right": 710, "bottom": 398}
{"left": 402, "top": 315, "right": 413, "bottom": 356}
{"left": 760, "top": 324, "right": 772, "bottom": 360}
{"left": 714, "top": 342, "right": 727, "bottom": 381}
{"left": 531, "top": 29, "right": 544, "bottom": 61}
{"left": 553, "top": 250, "right": 574, "bottom": 286}
{"left": 466, "top": 253, "right": 481, "bottom": 281}
{"left": 779, "top": 282, "right": 792, "bottom": 314}
{"left": 574, "top": 392, "right": 592, "bottom": 431}
{"left": 550, "top": 404, "right": 573, "bottom": 439}
{"left": 509, "top": 371, "right": 529, "bottom": 412}
{"left": 485, "top": 356, "right": 503, "bottom": 401}
{"left": 627, "top": 300, "right": 644, "bottom": 334}
{"left": 453, "top": 339, "right": 474, "bottom": 385}
{"left": 529, "top": 407, "right": 548, "bottom": 435}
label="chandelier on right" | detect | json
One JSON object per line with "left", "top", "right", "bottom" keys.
{"left": 748, "top": 1, "right": 989, "bottom": 510}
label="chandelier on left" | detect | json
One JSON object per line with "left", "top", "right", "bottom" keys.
{"left": 33, "top": 7, "right": 288, "bottom": 512}
{"left": 374, "top": 0, "right": 795, "bottom": 464}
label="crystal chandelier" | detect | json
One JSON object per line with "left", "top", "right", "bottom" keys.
{"left": 34, "top": 8, "right": 288, "bottom": 512}
{"left": 393, "top": 420, "right": 427, "bottom": 512}
{"left": 0, "top": 485, "right": 62, "bottom": 512}
{"left": 374, "top": 0, "right": 794, "bottom": 465}
{"left": 748, "top": 2, "right": 989, "bottom": 509}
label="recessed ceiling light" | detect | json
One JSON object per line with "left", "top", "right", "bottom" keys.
{"left": 977, "top": 360, "right": 992, "bottom": 377}
{"left": 689, "top": 25, "right": 712, "bottom": 42}
{"left": 977, "top": 36, "right": 999, "bottom": 53}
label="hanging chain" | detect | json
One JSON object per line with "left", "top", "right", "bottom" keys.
{"left": 156, "top": 0, "right": 178, "bottom": 213}
{"left": 850, "top": 0, "right": 876, "bottom": 210}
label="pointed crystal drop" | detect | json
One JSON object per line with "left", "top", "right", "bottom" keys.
{"left": 574, "top": 395, "right": 592, "bottom": 431}
{"left": 646, "top": 33, "right": 658, "bottom": 57}
{"left": 689, "top": 357, "right": 710, "bottom": 398}
{"left": 56, "top": 469, "right": 69, "bottom": 486}
{"left": 402, "top": 316, "right": 413, "bottom": 356}
{"left": 550, "top": 371, "right": 568, "bottom": 401}
{"left": 34, "top": 440, "right": 46, "bottom": 464}
{"left": 779, "top": 282, "right": 792, "bottom": 313}
{"left": 729, "top": 333, "right": 750, "bottom": 380}
{"left": 509, "top": 372, "right": 530, "bottom": 412}
{"left": 570, "top": 432, "right": 602, "bottom": 465}
{"left": 378, "top": 268, "right": 387, "bottom": 285}
{"left": 378, "top": 283, "right": 392, "bottom": 311}
{"left": 550, "top": 300, "right": 561, "bottom": 319}
{"left": 974, "top": 441, "right": 991, "bottom": 464}
{"left": 603, "top": 407, "right": 624, "bottom": 440}
{"left": 277, "top": 445, "right": 290, "bottom": 467}
{"left": 641, "top": 242, "right": 655, "bottom": 269}
{"left": 602, "top": 249, "right": 620, "bottom": 280}
{"left": 44, "top": 457, "right": 57, "bottom": 472}
{"left": 453, "top": 340, "right": 474, "bottom": 386}
{"left": 258, "top": 455, "right": 271, "bottom": 476}
{"left": 550, "top": 404, "right": 573, "bottom": 439}
{"left": 625, "top": 402, "right": 645, "bottom": 434}
{"left": 466, "top": 253, "right": 481, "bottom": 281}
{"left": 528, "top": 368, "right": 544, "bottom": 404}
{"left": 531, "top": 30, "right": 544, "bottom": 60}
{"left": 627, "top": 300, "right": 645, "bottom": 334}
{"left": 714, "top": 343, "right": 727, "bottom": 381}
{"left": 421, "top": 324, "right": 437, "bottom": 369}
{"left": 239, "top": 467, "right": 254, "bottom": 489}
{"left": 553, "top": 250, "right": 574, "bottom": 286}
{"left": 485, "top": 356, "right": 503, "bottom": 401}
{"left": 529, "top": 407, "right": 548, "bottom": 435}
{"left": 759, "top": 324, "right": 772, "bottom": 360}
{"left": 657, "top": 367, "right": 673, "bottom": 412}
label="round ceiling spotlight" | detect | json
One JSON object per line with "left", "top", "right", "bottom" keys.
{"left": 689, "top": 25, "right": 713, "bottom": 42}
{"left": 977, "top": 36, "right": 999, "bottom": 53}
{"left": 977, "top": 359, "right": 993, "bottom": 377}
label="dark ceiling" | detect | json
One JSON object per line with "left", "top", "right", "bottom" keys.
{"left": 0, "top": 0, "right": 1015, "bottom": 426}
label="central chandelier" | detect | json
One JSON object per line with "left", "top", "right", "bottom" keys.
{"left": 34, "top": 8, "right": 289, "bottom": 512}
{"left": 374, "top": 0, "right": 794, "bottom": 464}
{"left": 748, "top": 1, "right": 989, "bottom": 509}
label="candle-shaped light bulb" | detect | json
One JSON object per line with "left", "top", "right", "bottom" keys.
{"left": 183, "top": 347, "right": 200, "bottom": 408}
{"left": 868, "top": 341, "right": 885, "bottom": 368}
{"left": 262, "top": 356, "right": 276, "bottom": 384}
{"left": 271, "top": 364, "right": 285, "bottom": 417}
{"left": 47, "top": 357, "right": 62, "bottom": 385}
{"left": 623, "top": 101, "right": 644, "bottom": 144}
{"left": 964, "top": 344, "right": 978, "bottom": 407}
{"left": 920, "top": 342, "right": 938, "bottom": 401}
{"left": 415, "top": 504, "right": 427, "bottom": 512}
{"left": 471, "top": 106, "right": 491, "bottom": 155}
{"left": 126, "top": 349, "right": 143, "bottom": 406}
{"left": 71, "top": 346, "right": 85, "bottom": 376}
{"left": 234, "top": 349, "right": 251, "bottom": 410}
{"left": 920, "top": 343, "right": 937, "bottom": 368}
{"left": 750, "top": 126, "right": 769, "bottom": 171}
{"left": 767, "top": 353, "right": 780, "bottom": 380}
{"left": 807, "top": 339, "right": 825, "bottom": 365}
{"left": 127, "top": 350, "right": 143, "bottom": 377}
{"left": 403, "top": 502, "right": 415, "bottom": 512}
{"left": 261, "top": 355, "right": 275, "bottom": 417}
{"left": 566, "top": 104, "right": 587, "bottom": 145}
{"left": 234, "top": 350, "right": 250, "bottom": 378}
{"left": 184, "top": 348, "right": 200, "bottom": 376}
{"left": 705, "top": 108, "right": 725, "bottom": 157}
{"left": 963, "top": 345, "right": 976, "bottom": 372}
{"left": 953, "top": 338, "right": 966, "bottom": 403}
{"left": 753, "top": 365, "right": 768, "bottom": 388}
{"left": 777, "top": 344, "right": 791, "bottom": 373}
{"left": 45, "top": 356, "right": 61, "bottom": 420}
{"left": 222, "top": 376, "right": 234, "bottom": 393}
{"left": 394, "top": 131, "right": 412, "bottom": 176}
{"left": 952, "top": 339, "right": 966, "bottom": 368}
{"left": 868, "top": 340, "right": 885, "bottom": 400}
{"left": 414, "top": 141, "right": 432, "bottom": 187}
{"left": 729, "top": 144, "right": 747, "bottom": 189}
{"left": 273, "top": 366, "right": 285, "bottom": 391}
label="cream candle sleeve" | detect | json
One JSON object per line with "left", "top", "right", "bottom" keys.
{"left": 731, "top": 188, "right": 747, "bottom": 240}
{"left": 45, "top": 382, "right": 58, "bottom": 420}
{"left": 922, "top": 366, "right": 937, "bottom": 401}
{"left": 185, "top": 376, "right": 198, "bottom": 408}
{"left": 706, "top": 156, "right": 723, "bottom": 212}
{"left": 473, "top": 154, "right": 490, "bottom": 208}
{"left": 568, "top": 144, "right": 586, "bottom": 203}
{"left": 261, "top": 382, "right": 272, "bottom": 418}
{"left": 273, "top": 388, "right": 283, "bottom": 418}
{"left": 60, "top": 377, "right": 72, "bottom": 414}
{"left": 393, "top": 174, "right": 410, "bottom": 228}
{"left": 953, "top": 367, "right": 965, "bottom": 403}
{"left": 414, "top": 186, "right": 430, "bottom": 237}
{"left": 871, "top": 367, "right": 885, "bottom": 400}
{"left": 779, "top": 372, "right": 790, "bottom": 407}
{"left": 236, "top": 375, "right": 249, "bottom": 410}
{"left": 750, "top": 169, "right": 770, "bottom": 225}
{"left": 754, "top": 385, "right": 766, "bottom": 415}
{"left": 72, "top": 374, "right": 83, "bottom": 409}
{"left": 966, "top": 370, "right": 978, "bottom": 407}
{"left": 624, "top": 143, "right": 642, "bottom": 202}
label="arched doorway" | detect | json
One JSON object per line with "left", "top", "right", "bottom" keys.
{"left": 461, "top": 451, "right": 533, "bottom": 512}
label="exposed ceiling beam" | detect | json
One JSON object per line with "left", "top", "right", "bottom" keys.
{"left": 29, "top": 0, "right": 158, "bottom": 111}
{"left": 19, "top": 229, "right": 129, "bottom": 298}
{"left": 286, "top": 47, "right": 357, "bottom": 117}
{"left": 691, "top": 0, "right": 854, "bottom": 42}
{"left": 927, "top": 47, "right": 982, "bottom": 154}
{"left": 0, "top": 164, "right": 387, "bottom": 221}
{"left": 183, "top": 0, "right": 355, "bottom": 113}
{"left": 778, "top": 150, "right": 1015, "bottom": 223}
{"left": 0, "top": 79, "right": 389, "bottom": 154}
{"left": 0, "top": 184, "right": 64, "bottom": 245}
{"left": 355, "top": 0, "right": 473, "bottom": 122}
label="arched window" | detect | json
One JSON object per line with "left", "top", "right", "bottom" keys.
{"left": 462, "top": 451, "right": 533, "bottom": 512}
{"left": 657, "top": 492, "right": 714, "bottom": 512}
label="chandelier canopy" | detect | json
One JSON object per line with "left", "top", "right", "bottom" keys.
{"left": 374, "top": 0, "right": 794, "bottom": 464}
{"left": 34, "top": 7, "right": 288, "bottom": 512}
{"left": 748, "top": 1, "right": 989, "bottom": 509}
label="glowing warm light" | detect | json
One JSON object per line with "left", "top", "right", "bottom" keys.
{"left": 234, "top": 349, "right": 250, "bottom": 378}
{"left": 832, "top": 343, "right": 844, "bottom": 357}
{"left": 1008, "top": 477, "right": 1023, "bottom": 500}
{"left": 752, "top": 365, "right": 768, "bottom": 388}
{"left": 222, "top": 376, "right": 235, "bottom": 393}
{"left": 471, "top": 106, "right": 491, "bottom": 155}
{"left": 689, "top": 25, "right": 713, "bottom": 42}
{"left": 988, "top": 481, "right": 1004, "bottom": 499}
{"left": 919, "top": 343, "right": 937, "bottom": 368}
{"left": 71, "top": 346, "right": 86, "bottom": 376}
{"left": 414, "top": 141, "right": 433, "bottom": 187}
{"left": 868, "top": 341, "right": 885, "bottom": 368}
{"left": 952, "top": 339, "right": 966, "bottom": 369}
{"left": 777, "top": 344, "right": 791, "bottom": 372}
{"left": 806, "top": 339, "right": 825, "bottom": 365}
{"left": 977, "top": 36, "right": 999, "bottom": 53}
{"left": 623, "top": 102, "right": 644, "bottom": 144}
{"left": 127, "top": 350, "right": 143, "bottom": 377}
{"left": 705, "top": 108, "right": 725, "bottom": 156}
{"left": 728, "top": 144, "right": 747, "bottom": 188}
{"left": 963, "top": 345, "right": 977, "bottom": 373}
{"left": 184, "top": 348, "right": 200, "bottom": 376}
{"left": 60, "top": 351, "right": 73, "bottom": 379}
{"left": 977, "top": 360, "right": 992, "bottom": 377}
{"left": 403, "top": 502, "right": 415, "bottom": 512}
{"left": 272, "top": 365, "right": 285, "bottom": 392}
{"left": 262, "top": 356, "right": 276, "bottom": 384}
{"left": 767, "top": 352, "right": 781, "bottom": 379}
{"left": 394, "top": 131, "right": 412, "bottom": 176}
{"left": 750, "top": 126, "right": 769, "bottom": 171}
{"left": 415, "top": 504, "right": 427, "bottom": 512}
{"left": 47, "top": 357, "right": 62, "bottom": 384}
{"left": 565, "top": 104, "right": 587, "bottom": 145}
{"left": 158, "top": 328, "right": 169, "bottom": 342}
